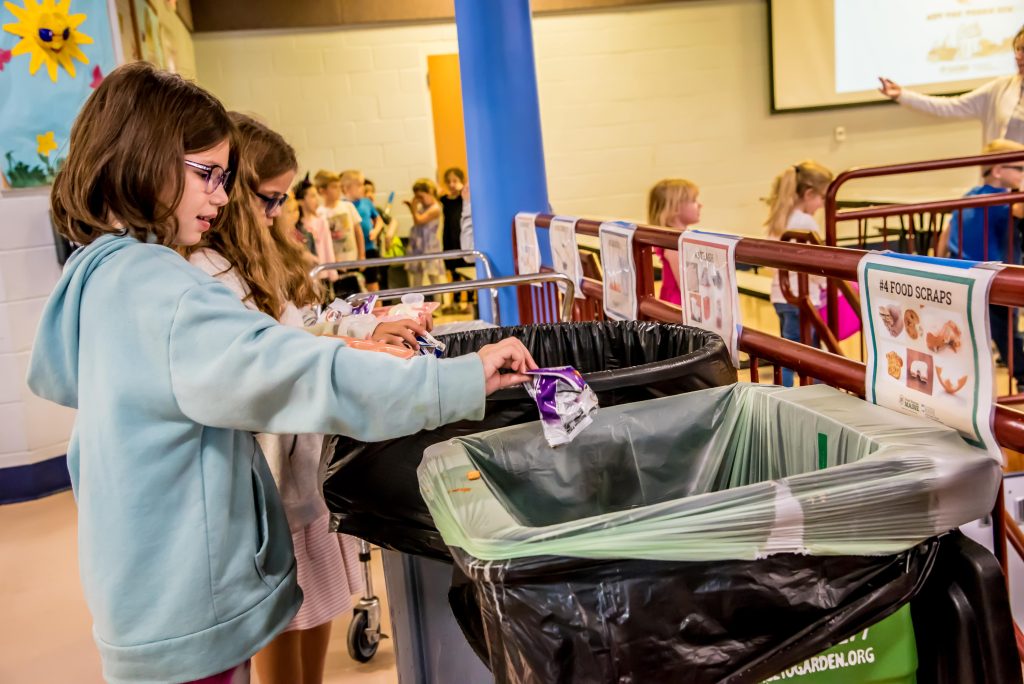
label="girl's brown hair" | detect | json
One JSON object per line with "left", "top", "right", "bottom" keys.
{"left": 647, "top": 179, "right": 699, "bottom": 227}
{"left": 186, "top": 113, "right": 321, "bottom": 317}
{"left": 51, "top": 62, "right": 236, "bottom": 246}
{"left": 764, "top": 161, "right": 833, "bottom": 239}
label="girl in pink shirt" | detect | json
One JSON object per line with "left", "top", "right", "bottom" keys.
{"left": 294, "top": 174, "right": 338, "bottom": 283}
{"left": 647, "top": 179, "right": 702, "bottom": 306}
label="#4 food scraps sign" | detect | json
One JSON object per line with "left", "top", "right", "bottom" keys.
{"left": 859, "top": 252, "right": 998, "bottom": 453}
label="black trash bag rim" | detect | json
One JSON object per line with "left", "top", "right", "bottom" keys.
{"left": 436, "top": 320, "right": 731, "bottom": 400}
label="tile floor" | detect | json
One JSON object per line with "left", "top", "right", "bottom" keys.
{"left": 0, "top": 491, "right": 399, "bottom": 684}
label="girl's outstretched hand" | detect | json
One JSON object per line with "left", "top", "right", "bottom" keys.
{"left": 478, "top": 338, "right": 538, "bottom": 395}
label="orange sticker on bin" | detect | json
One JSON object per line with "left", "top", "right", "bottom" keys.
{"left": 467, "top": 470, "right": 481, "bottom": 481}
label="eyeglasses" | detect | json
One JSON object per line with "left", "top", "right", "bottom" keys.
{"left": 254, "top": 191, "right": 288, "bottom": 217}
{"left": 184, "top": 160, "right": 232, "bottom": 194}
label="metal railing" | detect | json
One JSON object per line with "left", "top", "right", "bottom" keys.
{"left": 822, "top": 150, "right": 1024, "bottom": 396}
{"left": 522, "top": 213, "right": 1024, "bottom": 597}
{"left": 310, "top": 250, "right": 495, "bottom": 280}
{"left": 346, "top": 272, "right": 576, "bottom": 327}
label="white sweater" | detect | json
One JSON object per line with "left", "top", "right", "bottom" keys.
{"left": 897, "top": 74, "right": 1023, "bottom": 145}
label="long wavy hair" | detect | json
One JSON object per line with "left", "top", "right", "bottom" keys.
{"left": 186, "top": 113, "right": 322, "bottom": 317}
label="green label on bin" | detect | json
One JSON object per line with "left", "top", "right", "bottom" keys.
{"left": 817, "top": 433, "right": 828, "bottom": 470}
{"left": 762, "top": 605, "right": 917, "bottom": 683}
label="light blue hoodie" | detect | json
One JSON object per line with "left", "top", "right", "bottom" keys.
{"left": 27, "top": 234, "right": 486, "bottom": 683}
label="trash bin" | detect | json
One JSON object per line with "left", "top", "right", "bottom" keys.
{"left": 322, "top": 321, "right": 736, "bottom": 561}
{"left": 322, "top": 321, "right": 736, "bottom": 684}
{"left": 419, "top": 383, "right": 1008, "bottom": 684}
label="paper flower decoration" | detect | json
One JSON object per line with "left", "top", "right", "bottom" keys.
{"left": 36, "top": 130, "right": 57, "bottom": 156}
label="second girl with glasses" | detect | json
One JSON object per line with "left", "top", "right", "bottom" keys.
{"left": 187, "top": 112, "right": 408, "bottom": 684}
{"left": 28, "top": 62, "right": 536, "bottom": 684}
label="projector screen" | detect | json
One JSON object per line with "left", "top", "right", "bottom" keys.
{"left": 770, "top": 0, "right": 1023, "bottom": 112}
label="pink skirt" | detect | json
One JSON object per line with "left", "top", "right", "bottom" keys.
{"left": 286, "top": 511, "right": 365, "bottom": 632}
{"left": 182, "top": 660, "right": 250, "bottom": 684}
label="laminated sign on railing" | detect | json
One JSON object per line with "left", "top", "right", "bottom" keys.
{"left": 858, "top": 252, "right": 1000, "bottom": 455}
{"left": 679, "top": 230, "right": 742, "bottom": 367}
{"left": 598, "top": 220, "right": 638, "bottom": 320}
{"left": 514, "top": 212, "right": 542, "bottom": 277}
{"left": 548, "top": 215, "right": 585, "bottom": 299}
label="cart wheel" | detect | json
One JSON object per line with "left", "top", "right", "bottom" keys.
{"left": 347, "top": 610, "right": 379, "bottom": 663}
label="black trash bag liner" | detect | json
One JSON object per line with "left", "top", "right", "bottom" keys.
{"left": 323, "top": 321, "right": 736, "bottom": 561}
{"left": 447, "top": 537, "right": 941, "bottom": 684}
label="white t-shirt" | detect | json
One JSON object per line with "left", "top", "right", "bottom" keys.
{"left": 318, "top": 200, "right": 363, "bottom": 263}
{"left": 769, "top": 209, "right": 826, "bottom": 305}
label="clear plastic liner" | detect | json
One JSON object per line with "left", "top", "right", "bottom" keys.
{"left": 419, "top": 383, "right": 1001, "bottom": 562}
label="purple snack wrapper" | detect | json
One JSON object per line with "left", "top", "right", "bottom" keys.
{"left": 352, "top": 295, "right": 378, "bottom": 316}
{"left": 525, "top": 366, "right": 599, "bottom": 447}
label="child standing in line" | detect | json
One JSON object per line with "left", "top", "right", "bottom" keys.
{"left": 294, "top": 173, "right": 338, "bottom": 285}
{"left": 367, "top": 178, "right": 405, "bottom": 290}
{"left": 647, "top": 179, "right": 702, "bottom": 306}
{"left": 440, "top": 167, "right": 470, "bottom": 311}
{"left": 404, "top": 178, "right": 446, "bottom": 289}
{"left": 28, "top": 62, "right": 537, "bottom": 684}
{"left": 315, "top": 169, "right": 364, "bottom": 296}
{"left": 341, "top": 169, "right": 383, "bottom": 292}
{"left": 764, "top": 161, "right": 833, "bottom": 387}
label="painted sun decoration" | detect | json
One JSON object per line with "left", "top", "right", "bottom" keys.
{"left": 3, "top": 0, "right": 92, "bottom": 82}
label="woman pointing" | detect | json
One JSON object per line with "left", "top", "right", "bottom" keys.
{"left": 879, "top": 25, "right": 1024, "bottom": 144}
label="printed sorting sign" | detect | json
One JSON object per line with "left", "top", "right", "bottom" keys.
{"left": 514, "top": 212, "right": 541, "bottom": 276}
{"left": 859, "top": 252, "right": 999, "bottom": 453}
{"left": 599, "top": 221, "right": 638, "bottom": 320}
{"left": 679, "top": 231, "right": 742, "bottom": 366}
{"left": 549, "top": 215, "right": 585, "bottom": 299}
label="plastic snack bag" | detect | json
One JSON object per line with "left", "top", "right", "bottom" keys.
{"left": 416, "top": 330, "right": 446, "bottom": 358}
{"left": 525, "top": 366, "right": 600, "bottom": 447}
{"left": 351, "top": 294, "right": 378, "bottom": 315}
{"left": 319, "top": 298, "right": 354, "bottom": 323}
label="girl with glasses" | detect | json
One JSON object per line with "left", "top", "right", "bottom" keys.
{"left": 28, "top": 63, "right": 536, "bottom": 684}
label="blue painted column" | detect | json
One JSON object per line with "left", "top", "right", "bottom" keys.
{"left": 454, "top": 0, "right": 550, "bottom": 325}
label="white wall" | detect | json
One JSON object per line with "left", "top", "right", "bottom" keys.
{"left": 0, "top": 192, "right": 76, "bottom": 470}
{"left": 195, "top": 21, "right": 460, "bottom": 232}
{"left": 193, "top": 0, "right": 984, "bottom": 237}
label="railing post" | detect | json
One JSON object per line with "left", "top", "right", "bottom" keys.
{"left": 634, "top": 240, "right": 656, "bottom": 322}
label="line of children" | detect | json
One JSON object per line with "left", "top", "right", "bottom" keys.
{"left": 28, "top": 62, "right": 537, "bottom": 684}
